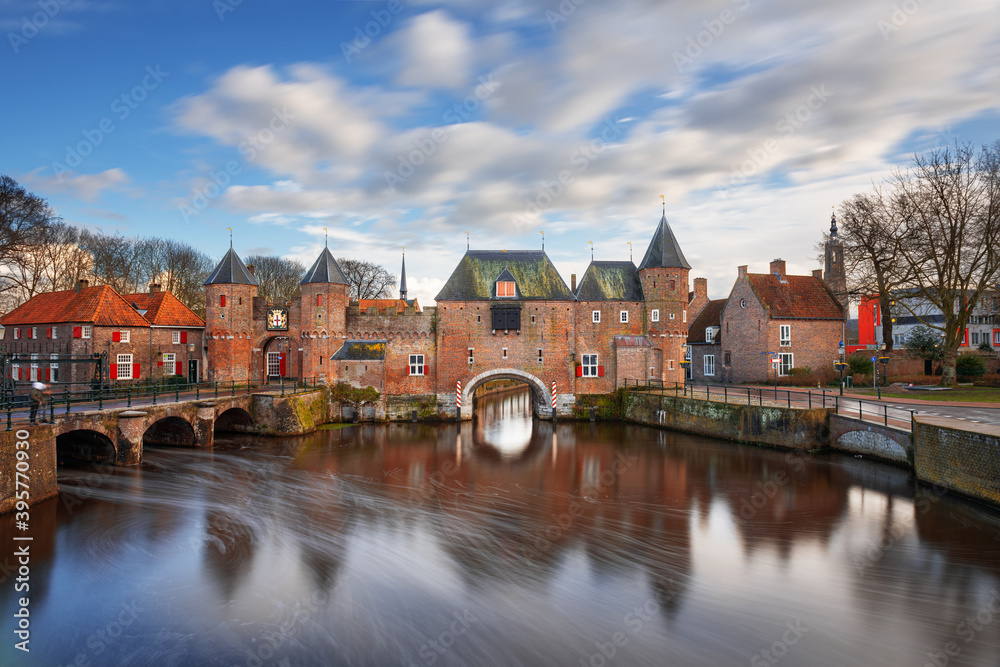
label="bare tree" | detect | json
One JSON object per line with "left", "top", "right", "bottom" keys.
{"left": 876, "top": 141, "right": 1000, "bottom": 384}
{"left": 0, "top": 175, "right": 57, "bottom": 298}
{"left": 245, "top": 255, "right": 306, "bottom": 302}
{"left": 338, "top": 258, "right": 396, "bottom": 300}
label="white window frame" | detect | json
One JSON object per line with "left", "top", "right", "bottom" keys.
{"left": 705, "top": 327, "right": 717, "bottom": 342}
{"left": 267, "top": 351, "right": 281, "bottom": 377}
{"left": 172, "top": 331, "right": 181, "bottom": 344}
{"left": 409, "top": 354, "right": 425, "bottom": 376}
{"left": 50, "top": 354, "right": 59, "bottom": 383}
{"left": 51, "top": 327, "right": 57, "bottom": 340}
{"left": 13, "top": 328, "right": 20, "bottom": 340}
{"left": 502, "top": 347, "right": 508, "bottom": 359}
{"left": 537, "top": 348, "right": 543, "bottom": 364}
{"left": 651, "top": 309, "right": 659, "bottom": 322}
{"left": 31, "top": 326, "right": 37, "bottom": 339}
{"left": 468, "top": 348, "right": 474, "bottom": 364}
{"left": 620, "top": 310, "right": 629, "bottom": 323}
{"left": 30, "top": 353, "right": 39, "bottom": 382}
{"left": 582, "top": 353, "right": 599, "bottom": 377}
{"left": 163, "top": 352, "right": 176, "bottom": 375}
{"left": 704, "top": 354, "right": 715, "bottom": 376}
{"left": 669, "top": 312, "right": 675, "bottom": 320}
{"left": 972, "top": 332, "right": 980, "bottom": 345}
{"left": 683, "top": 309, "right": 687, "bottom": 323}
{"left": 120, "top": 330, "right": 130, "bottom": 343}
{"left": 778, "top": 352, "right": 793, "bottom": 376}
{"left": 496, "top": 281, "right": 516, "bottom": 298}
{"left": 779, "top": 324, "right": 791, "bottom": 347}
{"left": 117, "top": 354, "right": 133, "bottom": 380}
{"left": 592, "top": 310, "right": 601, "bottom": 323}
{"left": 82, "top": 325, "right": 92, "bottom": 339}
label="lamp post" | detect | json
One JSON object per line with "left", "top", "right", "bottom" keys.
{"left": 835, "top": 361, "right": 848, "bottom": 396}
{"left": 876, "top": 342, "right": 887, "bottom": 399}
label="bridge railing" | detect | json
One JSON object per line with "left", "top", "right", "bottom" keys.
{"left": 622, "top": 379, "right": 916, "bottom": 431}
{"left": 3, "top": 376, "right": 327, "bottom": 430}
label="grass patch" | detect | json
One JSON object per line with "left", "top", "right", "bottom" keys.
{"left": 851, "top": 386, "right": 1000, "bottom": 402}
{"left": 318, "top": 423, "right": 354, "bottom": 430}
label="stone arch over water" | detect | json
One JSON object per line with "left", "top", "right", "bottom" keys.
{"left": 461, "top": 368, "right": 552, "bottom": 420}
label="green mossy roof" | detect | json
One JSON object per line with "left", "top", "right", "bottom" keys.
{"left": 331, "top": 340, "right": 387, "bottom": 360}
{"left": 435, "top": 250, "right": 575, "bottom": 301}
{"left": 575, "top": 261, "right": 644, "bottom": 301}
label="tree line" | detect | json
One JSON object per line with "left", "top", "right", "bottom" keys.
{"left": 0, "top": 175, "right": 397, "bottom": 319}
{"left": 837, "top": 141, "right": 1000, "bottom": 385}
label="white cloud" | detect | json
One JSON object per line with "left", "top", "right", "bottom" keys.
{"left": 392, "top": 11, "right": 473, "bottom": 90}
{"left": 23, "top": 167, "right": 130, "bottom": 203}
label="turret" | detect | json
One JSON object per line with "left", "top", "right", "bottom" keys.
{"left": 204, "top": 246, "right": 258, "bottom": 382}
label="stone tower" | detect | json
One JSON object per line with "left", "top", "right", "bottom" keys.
{"left": 637, "top": 211, "right": 691, "bottom": 385}
{"left": 204, "top": 246, "right": 258, "bottom": 382}
{"left": 824, "top": 210, "right": 848, "bottom": 312}
{"left": 299, "top": 246, "right": 350, "bottom": 382}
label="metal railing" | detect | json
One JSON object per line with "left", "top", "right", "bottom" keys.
{"left": 623, "top": 379, "right": 916, "bottom": 431}
{"left": 3, "top": 376, "right": 326, "bottom": 430}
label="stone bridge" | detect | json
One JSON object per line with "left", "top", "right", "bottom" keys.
{"left": 829, "top": 414, "right": 913, "bottom": 465}
{"left": 1, "top": 389, "right": 330, "bottom": 514}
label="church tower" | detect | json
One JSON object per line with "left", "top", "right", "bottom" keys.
{"left": 824, "top": 210, "right": 848, "bottom": 312}
{"left": 204, "top": 245, "right": 258, "bottom": 382}
{"left": 300, "top": 244, "right": 350, "bottom": 382}
{"left": 637, "top": 210, "right": 691, "bottom": 385}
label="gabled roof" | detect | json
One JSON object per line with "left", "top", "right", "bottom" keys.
{"left": 689, "top": 299, "right": 726, "bottom": 343}
{"left": 435, "top": 250, "right": 575, "bottom": 301}
{"left": 746, "top": 274, "right": 844, "bottom": 320}
{"left": 301, "top": 247, "right": 347, "bottom": 285}
{"left": 331, "top": 340, "right": 386, "bottom": 360}
{"left": 205, "top": 247, "right": 259, "bottom": 286}
{"left": 576, "top": 261, "right": 644, "bottom": 302}
{"left": 122, "top": 291, "right": 205, "bottom": 328}
{"left": 638, "top": 212, "right": 691, "bottom": 270}
{"left": 0, "top": 285, "right": 151, "bottom": 327}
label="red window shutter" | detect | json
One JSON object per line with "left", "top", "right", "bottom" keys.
{"left": 110, "top": 364, "right": 118, "bottom": 380}
{"left": 176, "top": 361, "right": 183, "bottom": 376}
{"left": 47, "top": 327, "right": 52, "bottom": 338}
{"left": 112, "top": 331, "right": 121, "bottom": 342}
{"left": 220, "top": 295, "right": 226, "bottom": 307}
{"left": 133, "top": 363, "right": 140, "bottom": 378}
{"left": 157, "top": 361, "right": 163, "bottom": 366}
{"left": 598, "top": 365, "right": 605, "bottom": 377}
{"left": 318, "top": 294, "right": 323, "bottom": 307}
{"left": 278, "top": 353, "right": 286, "bottom": 376}
{"left": 73, "top": 326, "right": 82, "bottom": 338}
{"left": 576, "top": 366, "right": 583, "bottom": 377}
{"left": 45, "top": 368, "right": 50, "bottom": 382}
{"left": 180, "top": 331, "right": 187, "bottom": 344}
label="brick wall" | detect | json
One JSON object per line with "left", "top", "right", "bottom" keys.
{"left": 914, "top": 415, "right": 1000, "bottom": 506}
{"left": 205, "top": 283, "right": 258, "bottom": 382}
{"left": 576, "top": 299, "right": 644, "bottom": 393}
{"left": 638, "top": 266, "right": 689, "bottom": 387}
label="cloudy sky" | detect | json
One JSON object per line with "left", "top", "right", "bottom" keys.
{"left": 3, "top": 0, "right": 999, "bottom": 305}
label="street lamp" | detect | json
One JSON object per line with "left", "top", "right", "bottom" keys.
{"left": 875, "top": 342, "right": 889, "bottom": 399}
{"left": 834, "top": 361, "right": 849, "bottom": 396}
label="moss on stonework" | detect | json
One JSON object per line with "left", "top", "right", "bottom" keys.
{"left": 329, "top": 382, "right": 380, "bottom": 404}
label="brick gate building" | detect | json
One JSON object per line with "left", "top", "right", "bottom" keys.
{"left": 205, "top": 213, "right": 691, "bottom": 419}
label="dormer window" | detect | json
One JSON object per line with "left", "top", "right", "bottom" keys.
{"left": 497, "top": 281, "right": 516, "bottom": 297}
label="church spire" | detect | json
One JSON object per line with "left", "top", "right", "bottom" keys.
{"left": 829, "top": 207, "right": 838, "bottom": 238}
{"left": 399, "top": 249, "right": 408, "bottom": 301}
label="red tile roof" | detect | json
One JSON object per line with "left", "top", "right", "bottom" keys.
{"left": 689, "top": 299, "right": 727, "bottom": 343}
{"left": 122, "top": 291, "right": 205, "bottom": 327}
{"left": 0, "top": 285, "right": 151, "bottom": 327}
{"left": 746, "top": 274, "right": 844, "bottom": 320}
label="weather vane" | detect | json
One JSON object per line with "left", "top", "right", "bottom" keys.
{"left": 323, "top": 227, "right": 328, "bottom": 247}
{"left": 660, "top": 194, "right": 665, "bottom": 214}
{"left": 227, "top": 227, "right": 232, "bottom": 247}
{"left": 466, "top": 230, "right": 469, "bottom": 251}
{"left": 628, "top": 241, "right": 632, "bottom": 262}
{"left": 540, "top": 230, "right": 544, "bottom": 251}
{"left": 588, "top": 241, "right": 594, "bottom": 261}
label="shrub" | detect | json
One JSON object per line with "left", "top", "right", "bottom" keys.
{"left": 847, "top": 353, "right": 873, "bottom": 375}
{"left": 956, "top": 355, "right": 987, "bottom": 378}
{"left": 974, "top": 373, "right": 1000, "bottom": 387}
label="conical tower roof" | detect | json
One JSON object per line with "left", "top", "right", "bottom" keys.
{"left": 301, "top": 247, "right": 347, "bottom": 285}
{"left": 204, "top": 247, "right": 259, "bottom": 285}
{"left": 399, "top": 253, "right": 408, "bottom": 299}
{"left": 638, "top": 212, "right": 691, "bottom": 270}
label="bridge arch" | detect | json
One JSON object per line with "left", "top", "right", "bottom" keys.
{"left": 461, "top": 368, "right": 552, "bottom": 420}
{"left": 215, "top": 407, "right": 254, "bottom": 434}
{"left": 56, "top": 429, "right": 117, "bottom": 465}
{"left": 143, "top": 416, "right": 197, "bottom": 447}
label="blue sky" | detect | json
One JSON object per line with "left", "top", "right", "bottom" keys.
{"left": 3, "top": 0, "right": 999, "bottom": 306}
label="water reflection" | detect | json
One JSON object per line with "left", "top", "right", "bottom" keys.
{"left": 1, "top": 394, "right": 1000, "bottom": 665}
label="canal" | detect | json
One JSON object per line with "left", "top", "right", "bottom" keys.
{"left": 3, "top": 386, "right": 1000, "bottom": 666}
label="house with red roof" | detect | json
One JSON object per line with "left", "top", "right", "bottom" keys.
{"left": 1, "top": 280, "right": 205, "bottom": 387}
{"left": 719, "top": 259, "right": 845, "bottom": 383}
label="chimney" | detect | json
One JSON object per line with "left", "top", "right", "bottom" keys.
{"left": 149, "top": 283, "right": 161, "bottom": 295}
{"left": 770, "top": 259, "right": 786, "bottom": 281}
{"left": 694, "top": 277, "right": 707, "bottom": 297}
{"left": 571, "top": 273, "right": 577, "bottom": 292}
{"left": 737, "top": 265, "right": 748, "bottom": 278}
{"left": 75, "top": 279, "right": 89, "bottom": 293}
{"left": 812, "top": 269, "right": 823, "bottom": 280}
{"left": 246, "top": 264, "right": 255, "bottom": 275}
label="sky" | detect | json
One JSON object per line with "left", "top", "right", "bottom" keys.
{"left": 2, "top": 0, "right": 999, "bottom": 307}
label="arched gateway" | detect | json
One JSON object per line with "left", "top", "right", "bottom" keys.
{"left": 460, "top": 368, "right": 553, "bottom": 420}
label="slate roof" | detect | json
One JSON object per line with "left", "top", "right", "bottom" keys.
{"left": 205, "top": 247, "right": 259, "bottom": 286}
{"left": 301, "top": 247, "right": 347, "bottom": 285}
{"left": 331, "top": 340, "right": 387, "bottom": 360}
{"left": 638, "top": 212, "right": 691, "bottom": 270}
{"left": 435, "top": 250, "right": 575, "bottom": 301}
{"left": 122, "top": 291, "right": 206, "bottom": 328}
{"left": 688, "top": 299, "right": 727, "bottom": 344}
{"left": 0, "top": 285, "right": 152, "bottom": 327}
{"left": 575, "top": 261, "right": 644, "bottom": 302}
{"left": 746, "top": 274, "right": 844, "bottom": 320}
{"left": 399, "top": 254, "right": 407, "bottom": 297}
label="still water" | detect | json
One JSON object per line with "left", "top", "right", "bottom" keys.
{"left": 3, "top": 387, "right": 1000, "bottom": 666}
